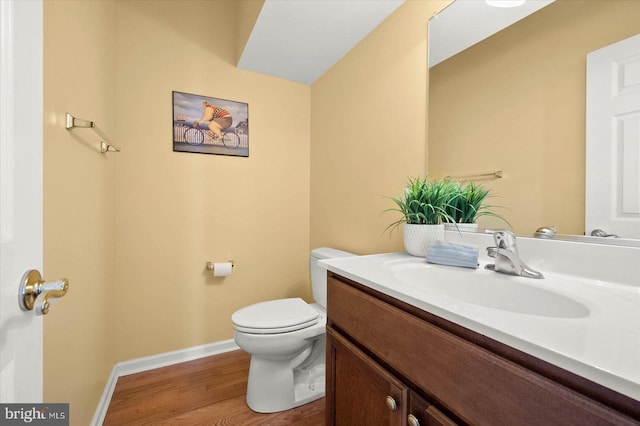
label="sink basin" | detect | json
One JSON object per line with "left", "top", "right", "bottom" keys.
{"left": 389, "top": 262, "right": 590, "bottom": 318}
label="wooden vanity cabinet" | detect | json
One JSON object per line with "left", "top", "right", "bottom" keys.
{"left": 326, "top": 273, "right": 640, "bottom": 426}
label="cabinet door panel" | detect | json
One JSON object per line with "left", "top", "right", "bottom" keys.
{"left": 327, "top": 328, "right": 407, "bottom": 426}
{"left": 328, "top": 275, "right": 638, "bottom": 426}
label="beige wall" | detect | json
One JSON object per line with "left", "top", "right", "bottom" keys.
{"left": 428, "top": 0, "right": 640, "bottom": 236}
{"left": 43, "top": 1, "right": 117, "bottom": 425}
{"left": 113, "top": 0, "right": 311, "bottom": 361}
{"left": 310, "top": 0, "right": 450, "bottom": 254}
{"left": 44, "top": 0, "right": 309, "bottom": 422}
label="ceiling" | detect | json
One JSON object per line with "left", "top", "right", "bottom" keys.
{"left": 428, "top": 0, "right": 555, "bottom": 67}
{"left": 237, "top": 0, "right": 405, "bottom": 85}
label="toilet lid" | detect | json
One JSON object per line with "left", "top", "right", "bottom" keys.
{"left": 232, "top": 298, "right": 320, "bottom": 334}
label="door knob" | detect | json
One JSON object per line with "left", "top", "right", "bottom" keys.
{"left": 19, "top": 270, "right": 69, "bottom": 315}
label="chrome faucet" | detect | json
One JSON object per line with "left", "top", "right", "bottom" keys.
{"left": 485, "top": 230, "right": 544, "bottom": 279}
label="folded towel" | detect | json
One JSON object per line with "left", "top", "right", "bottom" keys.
{"left": 425, "top": 240, "right": 479, "bottom": 269}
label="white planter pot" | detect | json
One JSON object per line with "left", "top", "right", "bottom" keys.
{"left": 403, "top": 223, "right": 445, "bottom": 257}
{"left": 444, "top": 223, "right": 479, "bottom": 232}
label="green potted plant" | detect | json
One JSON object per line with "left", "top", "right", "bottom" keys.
{"left": 386, "top": 177, "right": 459, "bottom": 256}
{"left": 444, "top": 181, "right": 509, "bottom": 231}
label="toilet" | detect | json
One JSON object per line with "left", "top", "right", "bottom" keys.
{"left": 231, "top": 247, "right": 355, "bottom": 413}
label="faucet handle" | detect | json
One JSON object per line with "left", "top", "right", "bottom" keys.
{"left": 486, "top": 229, "right": 517, "bottom": 250}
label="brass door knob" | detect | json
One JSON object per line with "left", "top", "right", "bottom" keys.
{"left": 19, "top": 270, "right": 69, "bottom": 315}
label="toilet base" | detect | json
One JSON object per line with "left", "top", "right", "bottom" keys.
{"left": 245, "top": 339, "right": 326, "bottom": 413}
{"left": 246, "top": 363, "right": 325, "bottom": 413}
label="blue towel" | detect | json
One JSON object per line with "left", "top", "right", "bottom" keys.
{"left": 425, "top": 241, "right": 479, "bottom": 269}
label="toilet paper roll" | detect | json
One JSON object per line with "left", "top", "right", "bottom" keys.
{"left": 212, "top": 262, "right": 233, "bottom": 277}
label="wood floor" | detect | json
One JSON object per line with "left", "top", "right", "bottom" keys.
{"left": 103, "top": 350, "right": 325, "bottom": 425}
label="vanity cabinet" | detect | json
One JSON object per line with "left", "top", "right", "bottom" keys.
{"left": 326, "top": 273, "right": 640, "bottom": 426}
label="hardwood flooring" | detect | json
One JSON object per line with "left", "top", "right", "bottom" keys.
{"left": 103, "top": 350, "right": 325, "bottom": 425}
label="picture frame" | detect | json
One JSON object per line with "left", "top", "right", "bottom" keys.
{"left": 172, "top": 91, "right": 249, "bottom": 157}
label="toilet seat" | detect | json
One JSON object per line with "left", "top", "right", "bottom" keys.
{"left": 232, "top": 298, "right": 320, "bottom": 334}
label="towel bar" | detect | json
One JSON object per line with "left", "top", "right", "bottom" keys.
{"left": 65, "top": 113, "right": 120, "bottom": 153}
{"left": 444, "top": 170, "right": 502, "bottom": 181}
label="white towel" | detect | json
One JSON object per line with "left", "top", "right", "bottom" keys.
{"left": 425, "top": 240, "right": 479, "bottom": 269}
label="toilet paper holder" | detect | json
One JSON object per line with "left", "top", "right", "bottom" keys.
{"left": 206, "top": 261, "right": 234, "bottom": 272}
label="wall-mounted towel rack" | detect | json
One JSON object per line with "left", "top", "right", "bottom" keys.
{"left": 445, "top": 170, "right": 503, "bottom": 181}
{"left": 65, "top": 113, "right": 120, "bottom": 153}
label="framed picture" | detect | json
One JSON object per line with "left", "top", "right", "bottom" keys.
{"left": 172, "top": 91, "right": 249, "bottom": 157}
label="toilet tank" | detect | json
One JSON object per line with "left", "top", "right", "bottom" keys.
{"left": 310, "top": 247, "right": 356, "bottom": 308}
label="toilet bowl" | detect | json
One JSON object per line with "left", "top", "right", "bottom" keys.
{"left": 231, "top": 248, "right": 355, "bottom": 413}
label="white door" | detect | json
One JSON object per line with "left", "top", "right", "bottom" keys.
{"left": 586, "top": 34, "right": 640, "bottom": 239}
{"left": 0, "top": 0, "right": 44, "bottom": 402}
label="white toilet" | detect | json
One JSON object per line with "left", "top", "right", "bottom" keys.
{"left": 231, "top": 247, "right": 355, "bottom": 413}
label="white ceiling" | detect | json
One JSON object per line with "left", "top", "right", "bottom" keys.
{"left": 237, "top": 0, "right": 557, "bottom": 83}
{"left": 428, "top": 0, "right": 555, "bottom": 67}
{"left": 237, "top": 0, "right": 405, "bottom": 85}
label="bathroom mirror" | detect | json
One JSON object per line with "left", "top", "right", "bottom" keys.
{"left": 427, "top": 0, "right": 640, "bottom": 246}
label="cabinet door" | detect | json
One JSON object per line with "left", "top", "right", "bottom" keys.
{"left": 409, "top": 391, "right": 458, "bottom": 426}
{"left": 327, "top": 328, "right": 407, "bottom": 426}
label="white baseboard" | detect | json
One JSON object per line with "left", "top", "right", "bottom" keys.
{"left": 91, "top": 339, "right": 240, "bottom": 425}
{"left": 90, "top": 365, "right": 118, "bottom": 426}
{"left": 116, "top": 339, "right": 240, "bottom": 377}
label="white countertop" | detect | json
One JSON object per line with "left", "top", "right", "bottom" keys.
{"left": 321, "top": 252, "right": 640, "bottom": 402}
